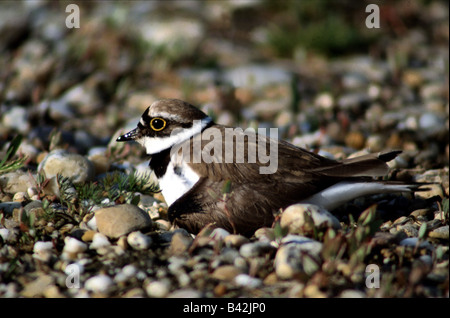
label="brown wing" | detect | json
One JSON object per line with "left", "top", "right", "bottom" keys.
{"left": 177, "top": 124, "right": 397, "bottom": 184}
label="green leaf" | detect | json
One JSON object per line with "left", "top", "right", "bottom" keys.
{"left": 358, "top": 204, "right": 378, "bottom": 226}
{"left": 418, "top": 222, "right": 427, "bottom": 240}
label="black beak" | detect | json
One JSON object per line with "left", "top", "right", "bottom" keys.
{"left": 116, "top": 127, "right": 138, "bottom": 142}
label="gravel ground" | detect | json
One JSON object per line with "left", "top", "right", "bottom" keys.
{"left": 0, "top": 1, "right": 448, "bottom": 299}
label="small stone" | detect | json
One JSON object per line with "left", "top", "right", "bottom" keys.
{"left": 26, "top": 187, "right": 39, "bottom": 198}
{"left": 233, "top": 274, "right": 262, "bottom": 288}
{"left": 127, "top": 231, "right": 152, "bottom": 250}
{"left": 20, "top": 275, "right": 54, "bottom": 298}
{"left": 32, "top": 241, "right": 54, "bottom": 262}
{"left": 114, "top": 265, "right": 138, "bottom": 283}
{"left": 81, "top": 230, "right": 96, "bottom": 242}
{"left": 95, "top": 204, "right": 153, "bottom": 239}
{"left": 303, "top": 284, "right": 327, "bottom": 298}
{"left": 399, "top": 238, "right": 433, "bottom": 249}
{"left": 38, "top": 149, "right": 94, "bottom": 185}
{"left": 415, "top": 184, "right": 444, "bottom": 200}
{"left": 338, "top": 289, "right": 366, "bottom": 298}
{"left": 429, "top": 226, "right": 449, "bottom": 240}
{"left": 85, "top": 274, "right": 114, "bottom": 295}
{"left": 345, "top": 131, "right": 365, "bottom": 150}
{"left": 212, "top": 265, "right": 244, "bottom": 281}
{"left": 89, "top": 233, "right": 111, "bottom": 249}
{"left": 88, "top": 153, "right": 111, "bottom": 175}
{"left": 398, "top": 224, "right": 419, "bottom": 237}
{"left": 0, "top": 228, "right": 11, "bottom": 241}
{"left": 13, "top": 192, "right": 27, "bottom": 202}
{"left": 239, "top": 241, "right": 275, "bottom": 258}
{"left": 210, "top": 228, "right": 230, "bottom": 240}
{"left": 2, "top": 106, "right": 30, "bottom": 133}
{"left": 62, "top": 237, "right": 87, "bottom": 260}
{"left": 146, "top": 280, "right": 171, "bottom": 298}
{"left": 275, "top": 243, "right": 322, "bottom": 280}
{"left": 169, "top": 230, "right": 193, "bottom": 255}
{"left": 223, "top": 234, "right": 249, "bottom": 248}
{"left": 280, "top": 235, "right": 323, "bottom": 256}
{"left": 167, "top": 288, "right": 202, "bottom": 298}
{"left": 254, "top": 227, "right": 275, "bottom": 242}
{"left": 280, "top": 204, "right": 341, "bottom": 234}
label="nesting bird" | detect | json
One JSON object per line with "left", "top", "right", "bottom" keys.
{"left": 117, "top": 99, "right": 421, "bottom": 236}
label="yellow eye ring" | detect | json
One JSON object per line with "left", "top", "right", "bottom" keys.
{"left": 150, "top": 118, "right": 166, "bottom": 131}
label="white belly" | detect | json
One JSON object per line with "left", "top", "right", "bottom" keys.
{"left": 157, "top": 161, "right": 200, "bottom": 206}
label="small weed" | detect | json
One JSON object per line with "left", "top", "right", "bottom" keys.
{"left": 0, "top": 135, "right": 27, "bottom": 175}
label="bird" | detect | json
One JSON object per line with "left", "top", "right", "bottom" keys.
{"left": 117, "top": 98, "right": 422, "bottom": 237}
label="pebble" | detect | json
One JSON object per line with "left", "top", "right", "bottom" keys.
{"left": 212, "top": 265, "right": 244, "bottom": 281}
{"left": 95, "top": 204, "right": 153, "bottom": 239}
{"left": 0, "top": 228, "right": 11, "bottom": 241}
{"left": 339, "top": 289, "right": 366, "bottom": 298}
{"left": 399, "top": 238, "right": 433, "bottom": 249}
{"left": 275, "top": 237, "right": 323, "bottom": 280}
{"left": 239, "top": 241, "right": 276, "bottom": 258}
{"left": 20, "top": 275, "right": 54, "bottom": 298}
{"left": 223, "top": 234, "right": 249, "bottom": 248}
{"left": 62, "top": 237, "right": 87, "bottom": 260}
{"left": 127, "top": 231, "right": 152, "bottom": 250}
{"left": 85, "top": 274, "right": 114, "bottom": 295}
{"left": 89, "top": 233, "right": 111, "bottom": 250}
{"left": 114, "top": 264, "right": 138, "bottom": 283}
{"left": 280, "top": 204, "right": 341, "bottom": 234}
{"left": 428, "top": 226, "right": 449, "bottom": 240}
{"left": 234, "top": 274, "right": 262, "bottom": 288}
{"left": 414, "top": 184, "right": 444, "bottom": 200}
{"left": 169, "top": 230, "right": 193, "bottom": 255}
{"left": 146, "top": 280, "right": 171, "bottom": 298}
{"left": 167, "top": 288, "right": 202, "bottom": 298}
{"left": 38, "top": 150, "right": 94, "bottom": 185}
{"left": 0, "top": 171, "right": 37, "bottom": 194}
{"left": 1, "top": 106, "right": 30, "bottom": 133}
{"left": 32, "top": 241, "right": 54, "bottom": 262}
{"left": 210, "top": 228, "right": 231, "bottom": 241}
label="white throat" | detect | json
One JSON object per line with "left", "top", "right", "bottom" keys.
{"left": 158, "top": 158, "right": 200, "bottom": 206}
{"left": 138, "top": 117, "right": 212, "bottom": 155}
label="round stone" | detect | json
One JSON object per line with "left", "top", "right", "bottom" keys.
{"left": 85, "top": 274, "right": 114, "bottom": 295}
{"left": 280, "top": 203, "right": 341, "bottom": 234}
{"left": 127, "top": 231, "right": 152, "bottom": 250}
{"left": 95, "top": 204, "right": 153, "bottom": 239}
{"left": 38, "top": 149, "right": 94, "bottom": 185}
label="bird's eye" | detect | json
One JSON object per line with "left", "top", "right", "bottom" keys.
{"left": 150, "top": 118, "right": 166, "bottom": 131}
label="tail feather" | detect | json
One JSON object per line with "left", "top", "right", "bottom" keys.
{"left": 309, "top": 150, "right": 403, "bottom": 178}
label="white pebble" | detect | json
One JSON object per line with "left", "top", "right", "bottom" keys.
{"left": 127, "top": 231, "right": 152, "bottom": 250}
{"left": 27, "top": 187, "right": 39, "bottom": 198}
{"left": 0, "top": 229, "right": 10, "bottom": 241}
{"left": 146, "top": 280, "right": 170, "bottom": 298}
{"left": 210, "top": 228, "right": 230, "bottom": 240}
{"left": 114, "top": 264, "right": 138, "bottom": 283}
{"left": 63, "top": 237, "right": 87, "bottom": 254}
{"left": 87, "top": 216, "right": 97, "bottom": 231}
{"left": 234, "top": 274, "right": 262, "bottom": 288}
{"left": 33, "top": 241, "right": 54, "bottom": 262}
{"left": 85, "top": 274, "right": 114, "bottom": 294}
{"left": 89, "top": 233, "right": 111, "bottom": 250}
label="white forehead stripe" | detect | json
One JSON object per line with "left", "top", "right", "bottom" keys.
{"left": 149, "top": 111, "right": 185, "bottom": 122}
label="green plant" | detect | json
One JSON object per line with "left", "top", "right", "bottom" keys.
{"left": 0, "top": 135, "right": 27, "bottom": 175}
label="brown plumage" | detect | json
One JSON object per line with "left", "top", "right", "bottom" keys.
{"left": 117, "top": 99, "right": 421, "bottom": 237}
